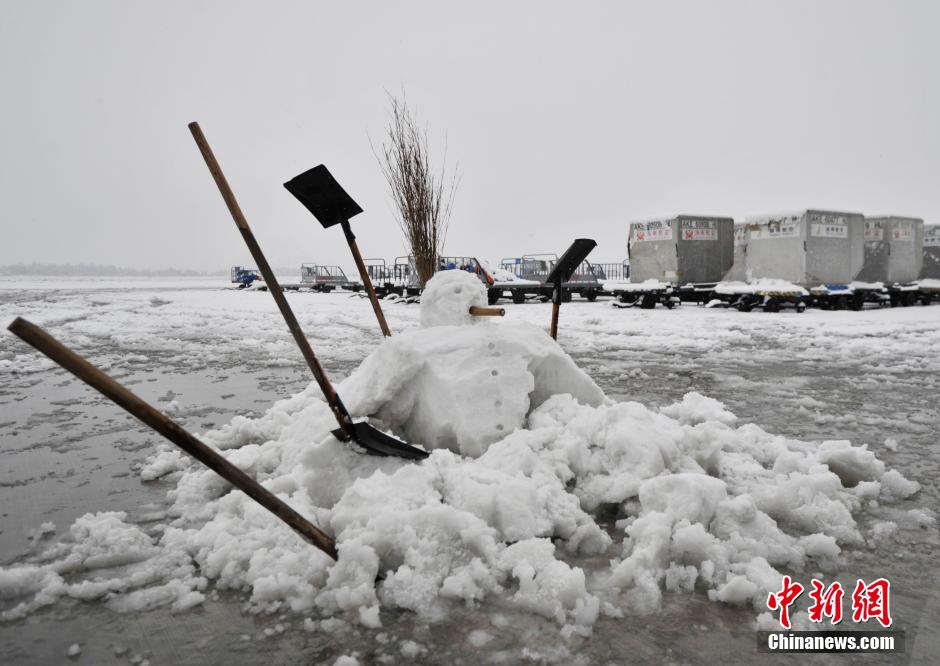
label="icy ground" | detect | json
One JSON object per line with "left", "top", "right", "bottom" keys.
{"left": 1, "top": 276, "right": 938, "bottom": 664}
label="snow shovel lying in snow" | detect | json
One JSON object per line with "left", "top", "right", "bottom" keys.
{"left": 6, "top": 317, "right": 339, "bottom": 561}
{"left": 283, "top": 165, "right": 391, "bottom": 338}
{"left": 546, "top": 238, "right": 597, "bottom": 340}
{"left": 189, "top": 122, "right": 427, "bottom": 461}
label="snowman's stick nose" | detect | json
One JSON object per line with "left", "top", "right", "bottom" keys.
{"left": 469, "top": 306, "right": 505, "bottom": 317}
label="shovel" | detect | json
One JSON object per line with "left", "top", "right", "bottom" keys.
{"left": 6, "top": 317, "right": 338, "bottom": 560}
{"left": 284, "top": 165, "right": 391, "bottom": 338}
{"left": 189, "top": 122, "right": 427, "bottom": 460}
{"left": 545, "top": 238, "right": 597, "bottom": 340}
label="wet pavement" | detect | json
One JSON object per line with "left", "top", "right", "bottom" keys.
{"left": 1, "top": 282, "right": 937, "bottom": 664}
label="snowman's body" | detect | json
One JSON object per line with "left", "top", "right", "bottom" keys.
{"left": 341, "top": 270, "right": 605, "bottom": 457}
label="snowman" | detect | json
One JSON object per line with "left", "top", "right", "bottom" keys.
{"left": 340, "top": 269, "right": 606, "bottom": 457}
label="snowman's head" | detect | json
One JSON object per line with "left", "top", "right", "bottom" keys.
{"left": 420, "top": 269, "right": 487, "bottom": 328}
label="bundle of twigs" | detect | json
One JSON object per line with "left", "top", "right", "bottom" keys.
{"left": 377, "top": 96, "right": 457, "bottom": 288}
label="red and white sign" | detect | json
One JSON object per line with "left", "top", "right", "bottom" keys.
{"left": 682, "top": 227, "right": 718, "bottom": 241}
{"left": 891, "top": 222, "right": 913, "bottom": 242}
{"left": 632, "top": 223, "right": 673, "bottom": 242}
{"left": 680, "top": 220, "right": 718, "bottom": 241}
{"left": 767, "top": 576, "right": 892, "bottom": 630}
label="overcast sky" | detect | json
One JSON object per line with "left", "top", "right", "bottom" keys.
{"left": 1, "top": 0, "right": 937, "bottom": 272}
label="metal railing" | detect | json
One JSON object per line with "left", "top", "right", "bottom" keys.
{"left": 591, "top": 261, "right": 630, "bottom": 281}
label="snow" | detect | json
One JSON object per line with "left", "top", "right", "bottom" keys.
{"left": 916, "top": 278, "right": 940, "bottom": 290}
{"left": 714, "top": 280, "right": 808, "bottom": 296}
{"left": 602, "top": 279, "right": 671, "bottom": 293}
{"left": 140, "top": 447, "right": 192, "bottom": 481}
{"left": 342, "top": 269, "right": 605, "bottom": 457}
{"left": 418, "top": 269, "right": 487, "bottom": 328}
{"left": 468, "top": 629, "right": 493, "bottom": 647}
{"left": 0, "top": 275, "right": 936, "bottom": 652}
{"left": 1, "top": 377, "right": 921, "bottom": 630}
{"left": 493, "top": 278, "right": 542, "bottom": 287}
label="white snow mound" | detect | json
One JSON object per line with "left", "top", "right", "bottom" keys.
{"left": 341, "top": 269, "right": 606, "bottom": 457}
{"left": 0, "top": 308, "right": 925, "bottom": 634}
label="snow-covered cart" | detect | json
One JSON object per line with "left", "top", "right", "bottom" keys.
{"left": 915, "top": 278, "right": 940, "bottom": 305}
{"left": 362, "top": 255, "right": 496, "bottom": 300}
{"left": 359, "top": 256, "right": 417, "bottom": 298}
{"left": 230, "top": 265, "right": 262, "bottom": 288}
{"left": 496, "top": 255, "right": 601, "bottom": 304}
{"left": 806, "top": 283, "right": 883, "bottom": 310}
{"left": 604, "top": 279, "right": 679, "bottom": 309}
{"left": 711, "top": 281, "right": 808, "bottom": 312}
{"left": 744, "top": 210, "right": 868, "bottom": 309}
{"left": 807, "top": 280, "right": 925, "bottom": 310}
{"left": 294, "top": 264, "right": 360, "bottom": 292}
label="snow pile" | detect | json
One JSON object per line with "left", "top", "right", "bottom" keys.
{"left": 2, "top": 388, "right": 923, "bottom": 633}
{"left": 810, "top": 284, "right": 853, "bottom": 295}
{"left": 850, "top": 281, "right": 886, "bottom": 290}
{"left": 0, "top": 511, "right": 205, "bottom": 620}
{"left": 714, "top": 280, "right": 808, "bottom": 296}
{"left": 602, "top": 279, "right": 672, "bottom": 293}
{"left": 0, "top": 350, "right": 56, "bottom": 375}
{"left": 0, "top": 274, "right": 928, "bottom": 635}
{"left": 916, "top": 278, "right": 940, "bottom": 290}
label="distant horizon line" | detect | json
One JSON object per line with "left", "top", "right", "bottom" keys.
{"left": 0, "top": 261, "right": 301, "bottom": 277}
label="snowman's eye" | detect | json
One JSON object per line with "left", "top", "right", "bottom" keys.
{"left": 454, "top": 287, "right": 462, "bottom": 294}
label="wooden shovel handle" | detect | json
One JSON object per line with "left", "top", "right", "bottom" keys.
{"left": 469, "top": 306, "right": 505, "bottom": 317}
{"left": 7, "top": 317, "right": 338, "bottom": 560}
{"left": 342, "top": 221, "right": 391, "bottom": 337}
{"left": 188, "top": 121, "right": 353, "bottom": 438}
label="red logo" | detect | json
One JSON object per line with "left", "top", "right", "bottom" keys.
{"left": 852, "top": 579, "right": 892, "bottom": 628}
{"left": 767, "top": 577, "right": 892, "bottom": 629}
{"left": 808, "top": 580, "right": 844, "bottom": 624}
{"left": 767, "top": 576, "right": 804, "bottom": 630}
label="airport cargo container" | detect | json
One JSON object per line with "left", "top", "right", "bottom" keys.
{"left": 628, "top": 215, "right": 734, "bottom": 284}
{"left": 855, "top": 216, "right": 924, "bottom": 284}
{"left": 743, "top": 209, "right": 864, "bottom": 285}
{"left": 921, "top": 225, "right": 940, "bottom": 279}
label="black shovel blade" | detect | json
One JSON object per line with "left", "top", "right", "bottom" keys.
{"left": 332, "top": 421, "right": 429, "bottom": 460}
{"left": 545, "top": 238, "right": 597, "bottom": 285}
{"left": 284, "top": 165, "right": 363, "bottom": 228}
